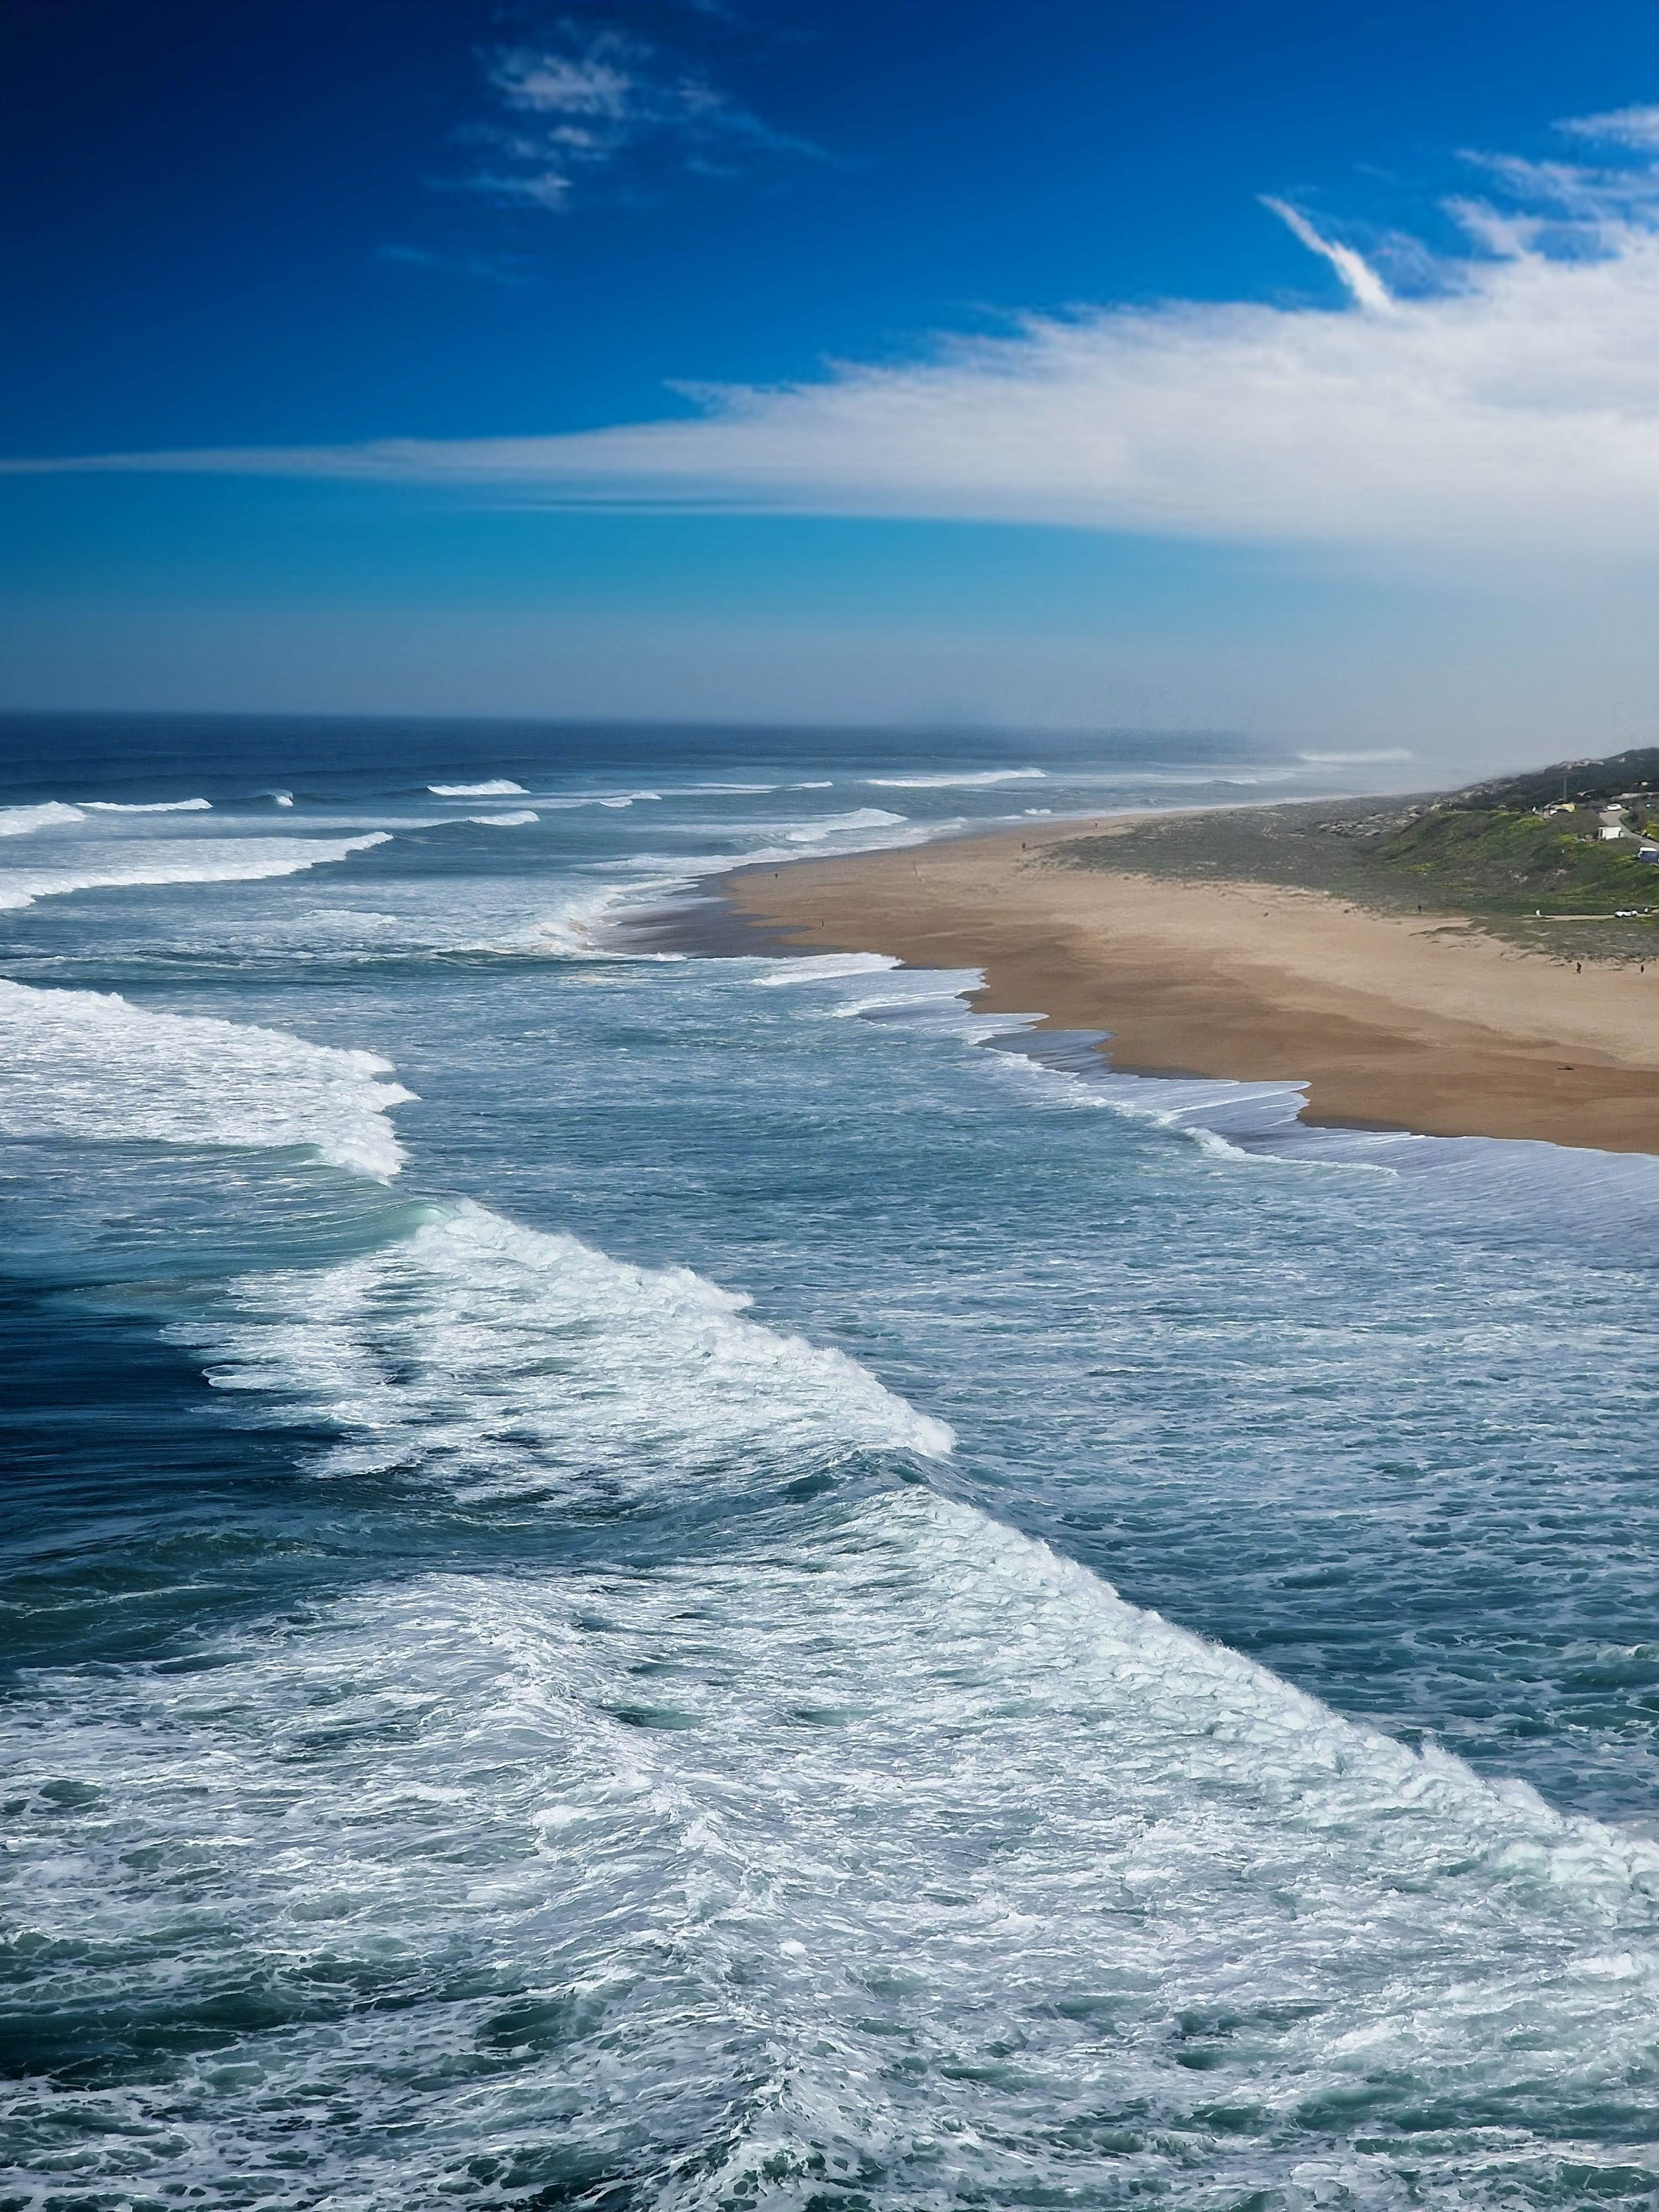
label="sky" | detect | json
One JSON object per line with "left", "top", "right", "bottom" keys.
{"left": 2, "top": 0, "right": 1657, "bottom": 764}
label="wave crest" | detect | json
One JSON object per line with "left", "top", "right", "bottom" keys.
{"left": 0, "top": 831, "right": 390, "bottom": 911}
{"left": 178, "top": 1199, "right": 954, "bottom": 1493}
{"left": 0, "top": 978, "right": 414, "bottom": 1179}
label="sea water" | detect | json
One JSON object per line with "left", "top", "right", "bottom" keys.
{"left": 2, "top": 714, "right": 1656, "bottom": 2210}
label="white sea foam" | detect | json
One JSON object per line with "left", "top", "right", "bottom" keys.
{"left": 539, "top": 788, "right": 661, "bottom": 803}
{"left": 587, "top": 789, "right": 666, "bottom": 808}
{"left": 831, "top": 968, "right": 1024, "bottom": 1036}
{"left": 426, "top": 779, "right": 528, "bottom": 796}
{"left": 0, "top": 979, "right": 414, "bottom": 1178}
{"left": 0, "top": 831, "right": 390, "bottom": 911}
{"left": 993, "top": 1029, "right": 1659, "bottom": 1218}
{"left": 264, "top": 789, "right": 295, "bottom": 806}
{"left": 785, "top": 807, "right": 906, "bottom": 841}
{"left": 750, "top": 951, "right": 1015, "bottom": 1035}
{"left": 467, "top": 808, "right": 539, "bottom": 827}
{"left": 8, "top": 1482, "right": 1658, "bottom": 2210}
{"left": 753, "top": 952, "right": 902, "bottom": 985}
{"left": 528, "top": 789, "right": 665, "bottom": 808}
{"left": 419, "top": 875, "right": 690, "bottom": 961}
{"left": 804, "top": 980, "right": 1384, "bottom": 1167}
{"left": 1010, "top": 1048, "right": 1321, "bottom": 1147}
{"left": 178, "top": 1198, "right": 954, "bottom": 1490}
{"left": 748, "top": 947, "right": 1029, "bottom": 1044}
{"left": 450, "top": 881, "right": 690, "bottom": 959}
{"left": 750, "top": 942, "right": 1382, "bottom": 1167}
{"left": 753, "top": 948, "right": 1406, "bottom": 1174}
{"left": 867, "top": 768, "right": 1045, "bottom": 788}
{"left": 554, "top": 812, "right": 940, "bottom": 954}
{"left": 739, "top": 925, "right": 1636, "bottom": 1202}
{"left": 0, "top": 800, "right": 85, "bottom": 835}
{"left": 80, "top": 797, "right": 213, "bottom": 812}
{"left": 525, "top": 791, "right": 648, "bottom": 811}
{"left": 525, "top": 888, "right": 650, "bottom": 956}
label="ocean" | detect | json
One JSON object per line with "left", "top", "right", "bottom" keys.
{"left": 2, "top": 714, "right": 1657, "bottom": 2210}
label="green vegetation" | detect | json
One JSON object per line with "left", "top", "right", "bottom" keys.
{"left": 1054, "top": 742, "right": 1659, "bottom": 962}
{"left": 1449, "top": 745, "right": 1659, "bottom": 815}
{"left": 1374, "top": 806, "right": 1657, "bottom": 916}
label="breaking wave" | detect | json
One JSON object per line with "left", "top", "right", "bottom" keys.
{"left": 0, "top": 978, "right": 414, "bottom": 1180}
{"left": 0, "top": 831, "right": 390, "bottom": 911}
{"left": 80, "top": 796, "right": 214, "bottom": 812}
{"left": 867, "top": 768, "right": 1046, "bottom": 789}
{"left": 0, "top": 801, "right": 86, "bottom": 835}
{"left": 177, "top": 1198, "right": 955, "bottom": 1495}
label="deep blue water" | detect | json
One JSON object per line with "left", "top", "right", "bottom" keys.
{"left": 3, "top": 715, "right": 1657, "bottom": 2210}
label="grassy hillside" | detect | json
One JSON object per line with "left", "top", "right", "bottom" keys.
{"left": 1056, "top": 743, "right": 1659, "bottom": 960}
{"left": 1373, "top": 806, "right": 1656, "bottom": 916}
{"left": 1449, "top": 747, "right": 1659, "bottom": 815}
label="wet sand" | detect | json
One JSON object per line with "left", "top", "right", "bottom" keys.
{"left": 713, "top": 815, "right": 1659, "bottom": 1154}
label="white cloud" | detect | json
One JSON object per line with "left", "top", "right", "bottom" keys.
{"left": 12, "top": 114, "right": 1659, "bottom": 564}
{"left": 1558, "top": 103, "right": 1659, "bottom": 152}
{"left": 492, "top": 47, "right": 637, "bottom": 122}
{"left": 459, "top": 29, "right": 820, "bottom": 208}
{"left": 1259, "top": 197, "right": 1396, "bottom": 312}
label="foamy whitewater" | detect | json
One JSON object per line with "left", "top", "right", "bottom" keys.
{"left": 3, "top": 713, "right": 1658, "bottom": 2210}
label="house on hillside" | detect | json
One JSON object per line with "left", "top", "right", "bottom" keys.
{"left": 1543, "top": 802, "right": 1620, "bottom": 838}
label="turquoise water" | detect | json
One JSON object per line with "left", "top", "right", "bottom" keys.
{"left": 3, "top": 716, "right": 1657, "bottom": 2209}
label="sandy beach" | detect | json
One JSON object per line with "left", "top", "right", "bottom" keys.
{"left": 718, "top": 813, "right": 1659, "bottom": 1152}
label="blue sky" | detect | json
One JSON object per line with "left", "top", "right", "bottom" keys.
{"left": 3, "top": 0, "right": 1657, "bottom": 760}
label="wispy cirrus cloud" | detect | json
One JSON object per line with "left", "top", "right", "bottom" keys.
{"left": 1258, "top": 196, "right": 1397, "bottom": 312}
{"left": 457, "top": 20, "right": 820, "bottom": 210}
{"left": 1557, "top": 103, "right": 1659, "bottom": 152}
{"left": 11, "top": 105, "right": 1659, "bottom": 563}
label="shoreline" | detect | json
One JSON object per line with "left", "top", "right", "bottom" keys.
{"left": 687, "top": 809, "right": 1659, "bottom": 1155}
